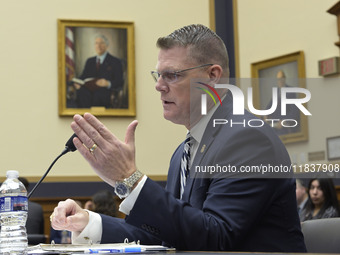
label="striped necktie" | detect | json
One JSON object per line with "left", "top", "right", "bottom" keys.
{"left": 96, "top": 58, "right": 100, "bottom": 70}
{"left": 180, "top": 133, "right": 191, "bottom": 199}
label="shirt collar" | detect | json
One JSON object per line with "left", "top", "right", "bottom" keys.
{"left": 189, "top": 94, "right": 226, "bottom": 144}
{"left": 97, "top": 52, "right": 108, "bottom": 64}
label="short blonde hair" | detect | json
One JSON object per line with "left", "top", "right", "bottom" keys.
{"left": 156, "top": 24, "right": 229, "bottom": 77}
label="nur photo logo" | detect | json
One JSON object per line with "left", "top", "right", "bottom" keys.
{"left": 193, "top": 79, "right": 311, "bottom": 130}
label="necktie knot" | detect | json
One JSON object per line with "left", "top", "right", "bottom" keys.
{"left": 183, "top": 134, "right": 191, "bottom": 155}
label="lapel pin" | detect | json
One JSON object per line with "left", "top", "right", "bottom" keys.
{"left": 200, "top": 144, "right": 206, "bottom": 153}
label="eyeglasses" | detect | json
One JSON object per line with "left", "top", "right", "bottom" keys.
{"left": 151, "top": 64, "right": 213, "bottom": 84}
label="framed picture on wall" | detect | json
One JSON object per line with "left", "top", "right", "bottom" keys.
{"left": 58, "top": 19, "right": 136, "bottom": 116}
{"left": 327, "top": 136, "right": 340, "bottom": 161}
{"left": 251, "top": 51, "right": 308, "bottom": 144}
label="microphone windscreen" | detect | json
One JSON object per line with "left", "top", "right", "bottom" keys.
{"left": 65, "top": 133, "right": 78, "bottom": 152}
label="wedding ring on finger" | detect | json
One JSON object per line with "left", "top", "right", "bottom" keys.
{"left": 89, "top": 143, "right": 98, "bottom": 153}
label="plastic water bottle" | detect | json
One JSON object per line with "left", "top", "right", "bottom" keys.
{"left": 0, "top": 170, "right": 28, "bottom": 255}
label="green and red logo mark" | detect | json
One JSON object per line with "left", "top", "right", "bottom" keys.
{"left": 196, "top": 82, "right": 222, "bottom": 106}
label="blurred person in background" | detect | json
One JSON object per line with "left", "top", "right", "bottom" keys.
{"left": 296, "top": 178, "right": 308, "bottom": 219}
{"left": 300, "top": 178, "right": 340, "bottom": 222}
{"left": 84, "top": 190, "right": 117, "bottom": 217}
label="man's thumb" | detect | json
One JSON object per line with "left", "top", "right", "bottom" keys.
{"left": 125, "top": 120, "right": 138, "bottom": 145}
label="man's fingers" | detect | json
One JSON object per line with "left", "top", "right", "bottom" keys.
{"left": 51, "top": 199, "right": 89, "bottom": 232}
{"left": 72, "top": 137, "right": 94, "bottom": 159}
{"left": 83, "top": 113, "right": 114, "bottom": 141}
{"left": 72, "top": 114, "right": 108, "bottom": 149}
{"left": 52, "top": 213, "right": 77, "bottom": 231}
{"left": 51, "top": 203, "right": 69, "bottom": 229}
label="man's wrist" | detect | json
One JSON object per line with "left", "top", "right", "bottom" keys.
{"left": 119, "top": 175, "right": 147, "bottom": 215}
{"left": 132, "top": 174, "right": 144, "bottom": 190}
{"left": 114, "top": 170, "right": 144, "bottom": 199}
{"left": 72, "top": 210, "right": 102, "bottom": 244}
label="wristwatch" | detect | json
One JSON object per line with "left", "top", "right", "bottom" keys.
{"left": 114, "top": 170, "right": 144, "bottom": 199}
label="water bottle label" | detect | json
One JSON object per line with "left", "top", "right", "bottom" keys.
{"left": 0, "top": 196, "right": 28, "bottom": 212}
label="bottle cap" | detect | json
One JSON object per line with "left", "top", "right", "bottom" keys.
{"left": 6, "top": 170, "right": 19, "bottom": 178}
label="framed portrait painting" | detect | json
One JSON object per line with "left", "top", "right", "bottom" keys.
{"left": 251, "top": 51, "right": 308, "bottom": 144}
{"left": 327, "top": 136, "right": 340, "bottom": 161}
{"left": 58, "top": 19, "right": 136, "bottom": 116}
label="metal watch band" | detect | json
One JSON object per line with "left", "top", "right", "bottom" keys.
{"left": 124, "top": 170, "right": 143, "bottom": 188}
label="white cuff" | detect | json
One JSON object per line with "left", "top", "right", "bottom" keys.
{"left": 119, "top": 175, "right": 147, "bottom": 215}
{"left": 72, "top": 210, "right": 102, "bottom": 244}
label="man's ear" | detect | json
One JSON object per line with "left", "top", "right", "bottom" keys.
{"left": 208, "top": 65, "right": 223, "bottom": 83}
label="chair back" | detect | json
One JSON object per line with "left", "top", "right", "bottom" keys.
{"left": 301, "top": 218, "right": 340, "bottom": 253}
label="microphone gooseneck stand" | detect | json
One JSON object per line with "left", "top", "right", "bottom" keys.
{"left": 27, "top": 134, "right": 78, "bottom": 199}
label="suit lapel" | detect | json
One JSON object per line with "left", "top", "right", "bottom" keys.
{"left": 166, "top": 143, "right": 183, "bottom": 199}
{"left": 181, "top": 93, "right": 233, "bottom": 202}
{"left": 181, "top": 137, "right": 215, "bottom": 202}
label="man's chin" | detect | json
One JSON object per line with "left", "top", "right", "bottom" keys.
{"left": 164, "top": 113, "right": 181, "bottom": 125}
{"left": 163, "top": 113, "right": 175, "bottom": 123}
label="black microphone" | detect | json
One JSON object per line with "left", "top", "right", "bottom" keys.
{"left": 62, "top": 133, "right": 78, "bottom": 154}
{"left": 27, "top": 133, "right": 78, "bottom": 199}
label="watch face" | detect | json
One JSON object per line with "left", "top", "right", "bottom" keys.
{"left": 115, "top": 183, "right": 129, "bottom": 196}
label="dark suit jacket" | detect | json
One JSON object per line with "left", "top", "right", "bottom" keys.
{"left": 26, "top": 201, "right": 44, "bottom": 235}
{"left": 80, "top": 53, "right": 124, "bottom": 92}
{"left": 100, "top": 92, "right": 306, "bottom": 252}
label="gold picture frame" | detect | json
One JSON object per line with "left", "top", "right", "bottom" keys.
{"left": 58, "top": 19, "right": 136, "bottom": 116}
{"left": 251, "top": 51, "right": 308, "bottom": 144}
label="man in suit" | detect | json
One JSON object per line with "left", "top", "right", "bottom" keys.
{"left": 51, "top": 24, "right": 306, "bottom": 252}
{"left": 73, "top": 35, "right": 124, "bottom": 108}
{"left": 296, "top": 178, "right": 308, "bottom": 219}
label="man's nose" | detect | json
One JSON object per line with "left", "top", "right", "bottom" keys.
{"left": 155, "top": 78, "right": 169, "bottom": 92}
